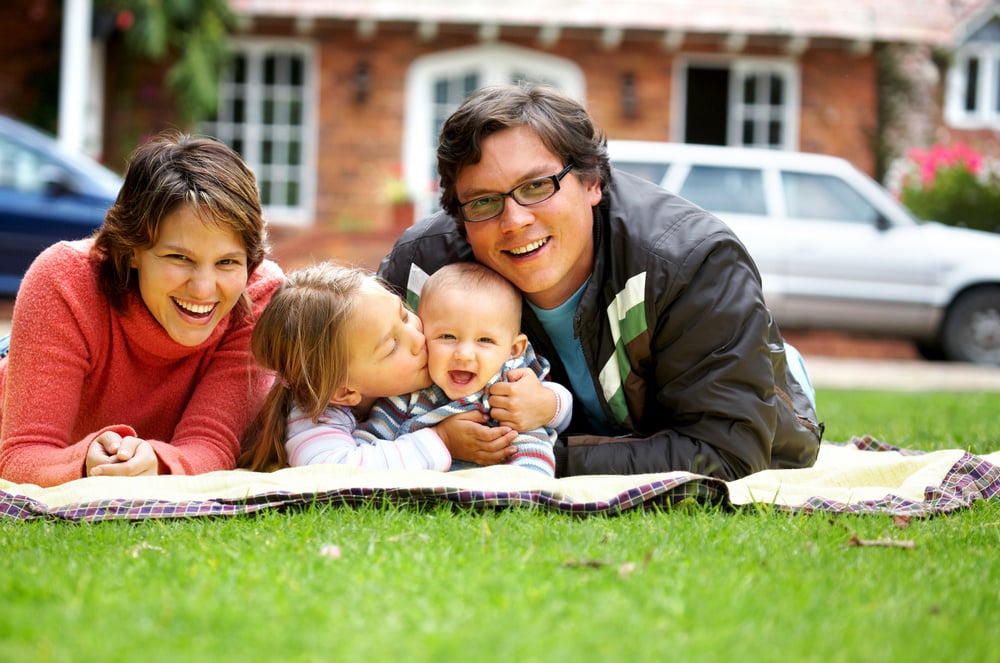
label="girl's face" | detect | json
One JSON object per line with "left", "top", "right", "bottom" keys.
{"left": 130, "top": 205, "right": 249, "bottom": 347}
{"left": 343, "top": 279, "right": 432, "bottom": 398}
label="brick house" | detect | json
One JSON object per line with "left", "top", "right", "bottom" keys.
{"left": 2, "top": 0, "right": 997, "bottom": 251}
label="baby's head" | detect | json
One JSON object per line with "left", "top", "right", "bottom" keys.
{"left": 417, "top": 263, "right": 527, "bottom": 400}
{"left": 252, "top": 261, "right": 431, "bottom": 420}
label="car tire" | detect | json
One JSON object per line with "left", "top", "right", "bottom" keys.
{"left": 941, "top": 287, "right": 1000, "bottom": 365}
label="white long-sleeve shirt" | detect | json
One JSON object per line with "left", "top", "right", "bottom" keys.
{"left": 285, "top": 404, "right": 451, "bottom": 470}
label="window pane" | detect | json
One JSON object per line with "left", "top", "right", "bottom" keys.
{"left": 995, "top": 57, "right": 1000, "bottom": 113}
{"left": 264, "top": 56, "right": 276, "bottom": 85}
{"left": 965, "top": 57, "right": 980, "bottom": 112}
{"left": 742, "top": 119, "right": 754, "bottom": 145}
{"left": 782, "top": 171, "right": 879, "bottom": 223}
{"left": 231, "top": 96, "right": 245, "bottom": 123}
{"left": 434, "top": 80, "right": 448, "bottom": 104}
{"left": 463, "top": 74, "right": 478, "bottom": 98}
{"left": 768, "top": 120, "right": 781, "bottom": 146}
{"left": 769, "top": 75, "right": 783, "bottom": 105}
{"left": 679, "top": 165, "right": 766, "bottom": 215}
{"left": 287, "top": 180, "right": 299, "bottom": 206}
{"left": 743, "top": 76, "right": 756, "bottom": 104}
{"left": 233, "top": 55, "right": 247, "bottom": 84}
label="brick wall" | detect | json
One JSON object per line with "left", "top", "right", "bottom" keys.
{"left": 0, "top": 10, "right": 898, "bottom": 234}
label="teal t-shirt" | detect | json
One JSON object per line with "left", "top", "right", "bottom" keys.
{"left": 527, "top": 282, "right": 613, "bottom": 435}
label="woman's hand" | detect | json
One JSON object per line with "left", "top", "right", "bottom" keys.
{"left": 488, "top": 368, "right": 556, "bottom": 431}
{"left": 86, "top": 431, "right": 160, "bottom": 477}
{"left": 433, "top": 410, "right": 517, "bottom": 466}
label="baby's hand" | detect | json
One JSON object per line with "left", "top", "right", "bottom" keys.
{"left": 488, "top": 368, "right": 556, "bottom": 431}
{"left": 434, "top": 411, "right": 517, "bottom": 466}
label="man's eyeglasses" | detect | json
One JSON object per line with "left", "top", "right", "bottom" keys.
{"left": 459, "top": 162, "right": 575, "bottom": 223}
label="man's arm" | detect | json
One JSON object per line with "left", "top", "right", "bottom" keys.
{"left": 558, "top": 232, "right": 779, "bottom": 480}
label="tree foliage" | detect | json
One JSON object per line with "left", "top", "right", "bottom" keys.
{"left": 98, "top": 0, "right": 235, "bottom": 124}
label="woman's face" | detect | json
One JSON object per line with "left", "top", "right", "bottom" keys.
{"left": 131, "top": 205, "right": 249, "bottom": 347}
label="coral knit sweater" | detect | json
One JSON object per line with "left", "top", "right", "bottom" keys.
{"left": 0, "top": 239, "right": 284, "bottom": 487}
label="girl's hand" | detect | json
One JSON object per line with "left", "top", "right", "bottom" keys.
{"left": 488, "top": 368, "right": 556, "bottom": 431}
{"left": 87, "top": 432, "right": 160, "bottom": 477}
{"left": 434, "top": 411, "right": 517, "bottom": 466}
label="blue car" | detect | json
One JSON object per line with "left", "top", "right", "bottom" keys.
{"left": 0, "top": 114, "right": 121, "bottom": 295}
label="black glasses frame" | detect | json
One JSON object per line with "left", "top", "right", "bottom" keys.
{"left": 459, "top": 162, "right": 575, "bottom": 223}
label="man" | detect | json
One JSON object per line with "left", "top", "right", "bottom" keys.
{"left": 379, "top": 83, "right": 822, "bottom": 480}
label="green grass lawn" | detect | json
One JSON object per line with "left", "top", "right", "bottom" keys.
{"left": 2, "top": 389, "right": 998, "bottom": 663}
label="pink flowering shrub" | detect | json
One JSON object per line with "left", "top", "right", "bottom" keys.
{"left": 892, "top": 142, "right": 1000, "bottom": 234}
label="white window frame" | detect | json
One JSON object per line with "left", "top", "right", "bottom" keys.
{"left": 404, "top": 43, "right": 585, "bottom": 219}
{"left": 201, "top": 38, "right": 318, "bottom": 227}
{"left": 946, "top": 43, "right": 1000, "bottom": 129}
{"left": 672, "top": 56, "right": 800, "bottom": 150}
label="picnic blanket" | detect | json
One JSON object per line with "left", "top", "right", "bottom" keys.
{"left": 1, "top": 437, "right": 997, "bottom": 522}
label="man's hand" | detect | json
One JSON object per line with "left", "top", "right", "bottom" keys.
{"left": 488, "top": 368, "right": 557, "bottom": 431}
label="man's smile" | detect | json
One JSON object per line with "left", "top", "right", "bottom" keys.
{"left": 506, "top": 237, "right": 549, "bottom": 256}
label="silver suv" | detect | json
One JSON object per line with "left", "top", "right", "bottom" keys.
{"left": 608, "top": 140, "right": 1000, "bottom": 365}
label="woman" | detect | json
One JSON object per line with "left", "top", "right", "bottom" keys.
{"left": 0, "top": 132, "right": 283, "bottom": 486}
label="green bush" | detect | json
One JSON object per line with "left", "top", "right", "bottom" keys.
{"left": 895, "top": 142, "right": 1000, "bottom": 234}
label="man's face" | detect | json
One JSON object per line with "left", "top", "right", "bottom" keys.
{"left": 456, "top": 126, "right": 602, "bottom": 310}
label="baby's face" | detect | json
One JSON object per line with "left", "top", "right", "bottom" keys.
{"left": 420, "top": 293, "right": 523, "bottom": 400}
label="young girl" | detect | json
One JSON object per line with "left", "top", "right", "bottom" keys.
{"left": 240, "top": 261, "right": 561, "bottom": 472}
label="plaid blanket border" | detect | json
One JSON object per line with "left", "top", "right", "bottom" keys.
{"left": 0, "top": 475, "right": 722, "bottom": 523}
{"left": 1, "top": 438, "right": 996, "bottom": 522}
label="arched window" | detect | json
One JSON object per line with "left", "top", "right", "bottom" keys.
{"left": 403, "top": 43, "right": 584, "bottom": 218}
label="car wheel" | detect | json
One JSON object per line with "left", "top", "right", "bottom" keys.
{"left": 941, "top": 287, "right": 1000, "bottom": 365}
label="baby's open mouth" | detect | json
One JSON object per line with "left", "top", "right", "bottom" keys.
{"left": 448, "top": 370, "right": 475, "bottom": 385}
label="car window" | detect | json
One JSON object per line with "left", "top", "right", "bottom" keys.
{"left": 0, "top": 135, "right": 46, "bottom": 193}
{"left": 781, "top": 171, "right": 880, "bottom": 224}
{"left": 678, "top": 165, "right": 766, "bottom": 215}
{"left": 613, "top": 160, "right": 669, "bottom": 186}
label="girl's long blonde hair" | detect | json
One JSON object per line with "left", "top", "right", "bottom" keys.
{"left": 239, "top": 262, "right": 369, "bottom": 471}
